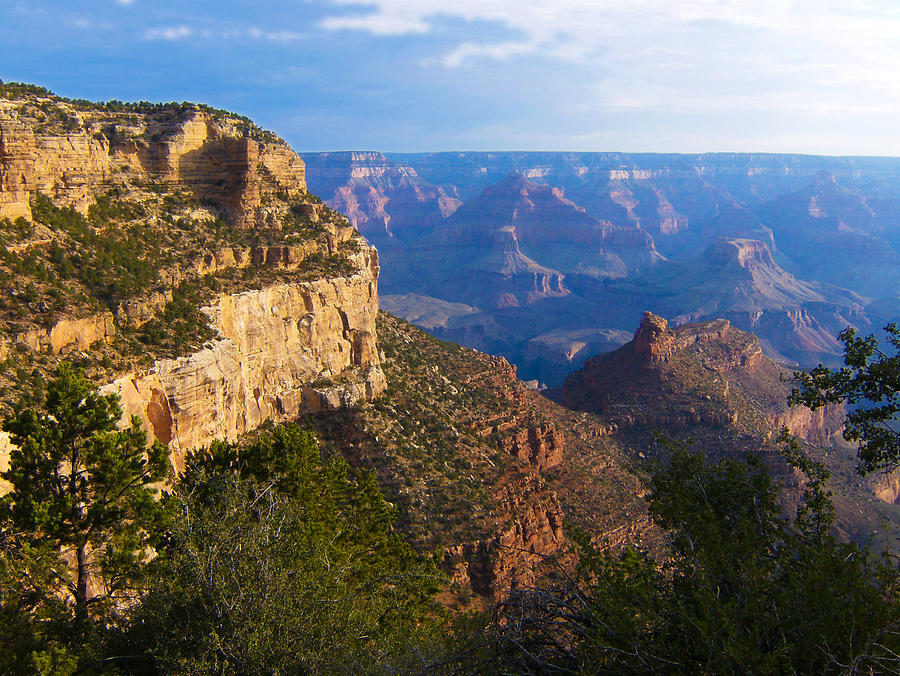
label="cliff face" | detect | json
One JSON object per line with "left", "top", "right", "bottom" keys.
{"left": 0, "top": 99, "right": 304, "bottom": 227}
{"left": 0, "top": 89, "right": 385, "bottom": 478}
{"left": 301, "top": 151, "right": 461, "bottom": 247}
{"left": 622, "top": 238, "right": 871, "bottom": 367}
{"left": 104, "top": 246, "right": 385, "bottom": 467}
{"left": 0, "top": 115, "right": 109, "bottom": 219}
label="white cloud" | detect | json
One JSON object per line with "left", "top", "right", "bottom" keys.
{"left": 115, "top": 0, "right": 134, "bottom": 5}
{"left": 317, "top": 0, "right": 900, "bottom": 120}
{"left": 144, "top": 25, "right": 192, "bottom": 41}
{"left": 248, "top": 27, "right": 303, "bottom": 42}
{"left": 319, "top": 14, "right": 429, "bottom": 35}
{"left": 439, "top": 41, "right": 537, "bottom": 68}
{"left": 142, "top": 24, "right": 302, "bottom": 43}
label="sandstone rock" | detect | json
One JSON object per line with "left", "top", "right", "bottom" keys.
{"left": 103, "top": 265, "right": 385, "bottom": 469}
{"left": 0, "top": 113, "right": 110, "bottom": 219}
{"left": 0, "top": 432, "right": 11, "bottom": 494}
{"left": 632, "top": 311, "right": 675, "bottom": 361}
{"left": 499, "top": 423, "right": 563, "bottom": 471}
{"left": 116, "top": 291, "right": 172, "bottom": 328}
{"left": 774, "top": 403, "right": 845, "bottom": 447}
{"left": 444, "top": 475, "right": 566, "bottom": 601}
{"left": 874, "top": 473, "right": 900, "bottom": 505}
{"left": 18, "top": 311, "right": 116, "bottom": 353}
{"left": 0, "top": 99, "right": 307, "bottom": 226}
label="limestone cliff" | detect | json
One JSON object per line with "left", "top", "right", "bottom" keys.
{"left": 301, "top": 151, "right": 461, "bottom": 248}
{"left": 0, "top": 95, "right": 304, "bottom": 227}
{"left": 104, "top": 246, "right": 385, "bottom": 467}
{"left": 0, "top": 86, "right": 385, "bottom": 477}
{"left": 619, "top": 239, "right": 871, "bottom": 367}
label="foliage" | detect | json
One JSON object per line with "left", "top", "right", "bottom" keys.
{"left": 119, "top": 424, "right": 444, "bottom": 674}
{"left": 29, "top": 191, "right": 160, "bottom": 306}
{"left": 0, "top": 363, "right": 171, "bottom": 673}
{"left": 468, "top": 441, "right": 900, "bottom": 674}
{"left": 790, "top": 323, "right": 900, "bottom": 473}
{"left": 0, "top": 81, "right": 53, "bottom": 99}
{"left": 133, "top": 278, "right": 217, "bottom": 357}
{"left": 0, "top": 80, "right": 277, "bottom": 141}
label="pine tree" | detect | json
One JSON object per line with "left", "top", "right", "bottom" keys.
{"left": 0, "top": 363, "right": 170, "bottom": 669}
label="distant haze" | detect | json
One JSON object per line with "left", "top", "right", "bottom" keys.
{"left": 3, "top": 1, "right": 900, "bottom": 155}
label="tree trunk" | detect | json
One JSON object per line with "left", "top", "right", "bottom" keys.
{"left": 75, "top": 540, "right": 89, "bottom": 625}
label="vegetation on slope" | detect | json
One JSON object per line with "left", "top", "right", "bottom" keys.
{"left": 0, "top": 366, "right": 442, "bottom": 674}
{"left": 2, "top": 330, "right": 900, "bottom": 673}
{"left": 0, "top": 186, "right": 358, "bottom": 406}
{"left": 308, "top": 312, "right": 657, "bottom": 599}
{"left": 0, "top": 79, "right": 276, "bottom": 141}
{"left": 465, "top": 441, "right": 900, "bottom": 674}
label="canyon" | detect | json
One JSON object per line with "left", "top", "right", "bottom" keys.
{"left": 0, "top": 87, "right": 658, "bottom": 603}
{"left": 2, "top": 84, "right": 896, "bottom": 607}
{"left": 304, "top": 151, "right": 900, "bottom": 384}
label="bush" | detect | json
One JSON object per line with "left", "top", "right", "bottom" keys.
{"left": 463, "top": 440, "right": 900, "bottom": 674}
{"left": 119, "top": 424, "right": 444, "bottom": 673}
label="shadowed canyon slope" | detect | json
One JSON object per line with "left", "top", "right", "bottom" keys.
{"left": 555, "top": 312, "right": 900, "bottom": 550}
{"left": 304, "top": 151, "right": 900, "bottom": 384}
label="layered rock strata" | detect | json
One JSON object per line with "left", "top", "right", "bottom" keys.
{"left": 0, "top": 100, "right": 304, "bottom": 226}
{"left": 561, "top": 312, "right": 841, "bottom": 444}
{"left": 103, "top": 247, "right": 385, "bottom": 468}
{"left": 16, "top": 312, "right": 117, "bottom": 354}
{"left": 445, "top": 474, "right": 566, "bottom": 599}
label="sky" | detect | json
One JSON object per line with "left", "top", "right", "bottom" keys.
{"left": 2, "top": 0, "right": 900, "bottom": 155}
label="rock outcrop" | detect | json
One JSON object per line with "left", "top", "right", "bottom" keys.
{"left": 18, "top": 311, "right": 116, "bottom": 353}
{"left": 560, "top": 313, "right": 837, "bottom": 445}
{"left": 632, "top": 312, "right": 676, "bottom": 361}
{"left": 498, "top": 423, "right": 563, "bottom": 471}
{"left": 445, "top": 474, "right": 566, "bottom": 600}
{"left": 554, "top": 313, "right": 900, "bottom": 547}
{"left": 104, "top": 246, "right": 385, "bottom": 467}
{"left": 0, "top": 98, "right": 305, "bottom": 227}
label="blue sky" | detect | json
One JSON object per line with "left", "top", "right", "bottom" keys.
{"left": 2, "top": 0, "right": 900, "bottom": 155}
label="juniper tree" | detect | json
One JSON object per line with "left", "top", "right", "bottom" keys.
{"left": 791, "top": 323, "right": 900, "bottom": 473}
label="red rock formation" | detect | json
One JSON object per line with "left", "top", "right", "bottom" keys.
{"left": 498, "top": 423, "right": 564, "bottom": 471}
{"left": 444, "top": 474, "right": 566, "bottom": 601}
{"left": 632, "top": 311, "right": 675, "bottom": 361}
{"left": 561, "top": 313, "right": 840, "bottom": 448}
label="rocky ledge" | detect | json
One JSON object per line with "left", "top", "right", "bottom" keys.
{"left": 103, "top": 246, "right": 385, "bottom": 469}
